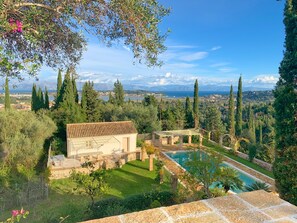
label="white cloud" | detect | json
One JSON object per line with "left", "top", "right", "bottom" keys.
{"left": 251, "top": 75, "right": 279, "bottom": 84}
{"left": 211, "top": 46, "right": 222, "bottom": 51}
{"left": 180, "top": 52, "right": 208, "bottom": 61}
{"left": 165, "top": 72, "right": 172, "bottom": 78}
{"left": 210, "top": 62, "right": 229, "bottom": 68}
{"left": 122, "top": 45, "right": 131, "bottom": 52}
{"left": 168, "top": 45, "right": 197, "bottom": 49}
{"left": 218, "top": 67, "right": 236, "bottom": 73}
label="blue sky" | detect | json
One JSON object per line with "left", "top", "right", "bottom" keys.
{"left": 37, "top": 0, "right": 285, "bottom": 90}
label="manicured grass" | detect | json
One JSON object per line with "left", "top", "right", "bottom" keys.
{"left": 202, "top": 140, "right": 275, "bottom": 179}
{"left": 1, "top": 160, "right": 170, "bottom": 223}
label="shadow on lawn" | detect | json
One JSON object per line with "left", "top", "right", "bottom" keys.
{"left": 124, "top": 160, "right": 153, "bottom": 171}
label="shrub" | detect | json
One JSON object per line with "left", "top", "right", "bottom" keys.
{"left": 91, "top": 191, "right": 175, "bottom": 219}
{"left": 248, "top": 144, "right": 257, "bottom": 162}
{"left": 150, "top": 200, "right": 162, "bottom": 208}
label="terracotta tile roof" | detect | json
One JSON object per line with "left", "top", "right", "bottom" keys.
{"left": 67, "top": 121, "right": 137, "bottom": 138}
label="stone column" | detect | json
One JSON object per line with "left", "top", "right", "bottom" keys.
{"left": 152, "top": 132, "right": 155, "bottom": 142}
{"left": 169, "top": 135, "right": 174, "bottom": 145}
{"left": 149, "top": 154, "right": 154, "bottom": 171}
{"left": 199, "top": 134, "right": 203, "bottom": 147}
{"left": 188, "top": 135, "right": 192, "bottom": 144}
{"left": 179, "top": 135, "right": 183, "bottom": 149}
{"left": 219, "top": 135, "right": 223, "bottom": 146}
{"left": 159, "top": 136, "right": 163, "bottom": 146}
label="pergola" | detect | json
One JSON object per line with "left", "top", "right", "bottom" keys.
{"left": 152, "top": 129, "right": 203, "bottom": 147}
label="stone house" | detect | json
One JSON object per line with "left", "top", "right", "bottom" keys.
{"left": 66, "top": 121, "right": 138, "bottom": 158}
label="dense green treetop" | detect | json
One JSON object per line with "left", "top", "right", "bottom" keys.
{"left": 81, "top": 81, "right": 101, "bottom": 122}
{"left": 113, "top": 79, "right": 125, "bottom": 106}
{"left": 273, "top": 0, "right": 297, "bottom": 205}
{"left": 0, "top": 0, "right": 169, "bottom": 79}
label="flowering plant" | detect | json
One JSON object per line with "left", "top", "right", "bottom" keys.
{"left": 0, "top": 209, "right": 29, "bottom": 223}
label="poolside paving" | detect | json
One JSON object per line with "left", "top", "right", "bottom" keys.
{"left": 81, "top": 190, "right": 297, "bottom": 223}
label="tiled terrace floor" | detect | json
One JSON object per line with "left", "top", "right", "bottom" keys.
{"left": 82, "top": 190, "right": 297, "bottom": 223}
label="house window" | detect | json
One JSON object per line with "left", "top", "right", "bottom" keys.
{"left": 86, "top": 141, "right": 93, "bottom": 148}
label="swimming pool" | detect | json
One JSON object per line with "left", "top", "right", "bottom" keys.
{"left": 165, "top": 150, "right": 260, "bottom": 193}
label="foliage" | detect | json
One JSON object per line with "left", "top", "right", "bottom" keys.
{"left": 202, "top": 139, "right": 274, "bottom": 178}
{"left": 31, "top": 84, "right": 48, "bottom": 112}
{"left": 81, "top": 81, "right": 101, "bottom": 122}
{"left": 0, "top": 110, "right": 56, "bottom": 184}
{"left": 216, "top": 167, "right": 243, "bottom": 193}
{"left": 247, "top": 104, "right": 256, "bottom": 143}
{"left": 91, "top": 190, "right": 175, "bottom": 219}
{"left": 143, "top": 144, "right": 156, "bottom": 155}
{"left": 0, "top": 209, "right": 29, "bottom": 223}
{"left": 44, "top": 87, "right": 49, "bottom": 109}
{"left": 185, "top": 96, "right": 194, "bottom": 128}
{"left": 71, "top": 169, "right": 109, "bottom": 208}
{"left": 273, "top": 0, "right": 297, "bottom": 205}
{"left": 155, "top": 159, "right": 165, "bottom": 184}
{"left": 235, "top": 76, "right": 243, "bottom": 136}
{"left": 210, "top": 187, "right": 227, "bottom": 197}
{"left": 204, "top": 103, "right": 225, "bottom": 142}
{"left": 185, "top": 150, "right": 222, "bottom": 198}
{"left": 100, "top": 102, "right": 160, "bottom": 133}
{"left": 228, "top": 85, "right": 235, "bottom": 136}
{"left": 0, "top": 0, "right": 169, "bottom": 79}
{"left": 193, "top": 79, "right": 199, "bottom": 129}
{"left": 244, "top": 181, "right": 271, "bottom": 192}
{"left": 4, "top": 77, "right": 10, "bottom": 111}
{"left": 273, "top": 146, "right": 297, "bottom": 205}
{"left": 113, "top": 79, "right": 125, "bottom": 106}
{"left": 143, "top": 95, "right": 158, "bottom": 107}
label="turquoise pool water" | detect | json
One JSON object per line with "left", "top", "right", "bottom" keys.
{"left": 165, "top": 150, "right": 258, "bottom": 193}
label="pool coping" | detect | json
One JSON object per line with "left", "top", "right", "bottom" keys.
{"left": 162, "top": 150, "right": 273, "bottom": 190}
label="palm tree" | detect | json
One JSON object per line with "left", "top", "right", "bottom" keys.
{"left": 216, "top": 167, "right": 243, "bottom": 193}
{"left": 245, "top": 181, "right": 271, "bottom": 192}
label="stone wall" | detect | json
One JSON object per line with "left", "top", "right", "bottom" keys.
{"left": 214, "top": 141, "right": 272, "bottom": 171}
{"left": 50, "top": 150, "right": 141, "bottom": 180}
{"left": 236, "top": 151, "right": 272, "bottom": 171}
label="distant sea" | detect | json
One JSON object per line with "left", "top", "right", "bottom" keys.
{"left": 157, "top": 91, "right": 229, "bottom": 98}
{"left": 0, "top": 90, "right": 229, "bottom": 101}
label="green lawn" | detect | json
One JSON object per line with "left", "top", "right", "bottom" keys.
{"left": 202, "top": 139, "right": 275, "bottom": 179}
{"left": 1, "top": 160, "right": 170, "bottom": 223}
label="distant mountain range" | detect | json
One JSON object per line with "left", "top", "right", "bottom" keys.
{"left": 3, "top": 81, "right": 274, "bottom": 92}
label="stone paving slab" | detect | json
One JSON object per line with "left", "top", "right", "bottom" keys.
{"left": 81, "top": 191, "right": 297, "bottom": 223}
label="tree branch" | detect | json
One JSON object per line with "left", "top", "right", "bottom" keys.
{"left": 14, "top": 3, "right": 63, "bottom": 13}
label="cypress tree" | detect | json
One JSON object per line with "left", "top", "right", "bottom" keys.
{"left": 44, "top": 87, "right": 50, "bottom": 109}
{"left": 37, "top": 87, "right": 44, "bottom": 110}
{"left": 72, "top": 75, "right": 79, "bottom": 103}
{"left": 228, "top": 85, "right": 235, "bottom": 136}
{"left": 108, "top": 92, "right": 114, "bottom": 104}
{"left": 273, "top": 0, "right": 297, "bottom": 205}
{"left": 81, "top": 81, "right": 101, "bottom": 122}
{"left": 248, "top": 104, "right": 256, "bottom": 143}
{"left": 235, "top": 76, "right": 243, "bottom": 136}
{"left": 259, "top": 122, "right": 263, "bottom": 145}
{"left": 55, "top": 69, "right": 63, "bottom": 107}
{"left": 113, "top": 79, "right": 124, "bottom": 106}
{"left": 31, "top": 84, "right": 37, "bottom": 112}
{"left": 4, "top": 77, "right": 11, "bottom": 111}
{"left": 193, "top": 79, "right": 199, "bottom": 129}
{"left": 185, "top": 96, "right": 194, "bottom": 128}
